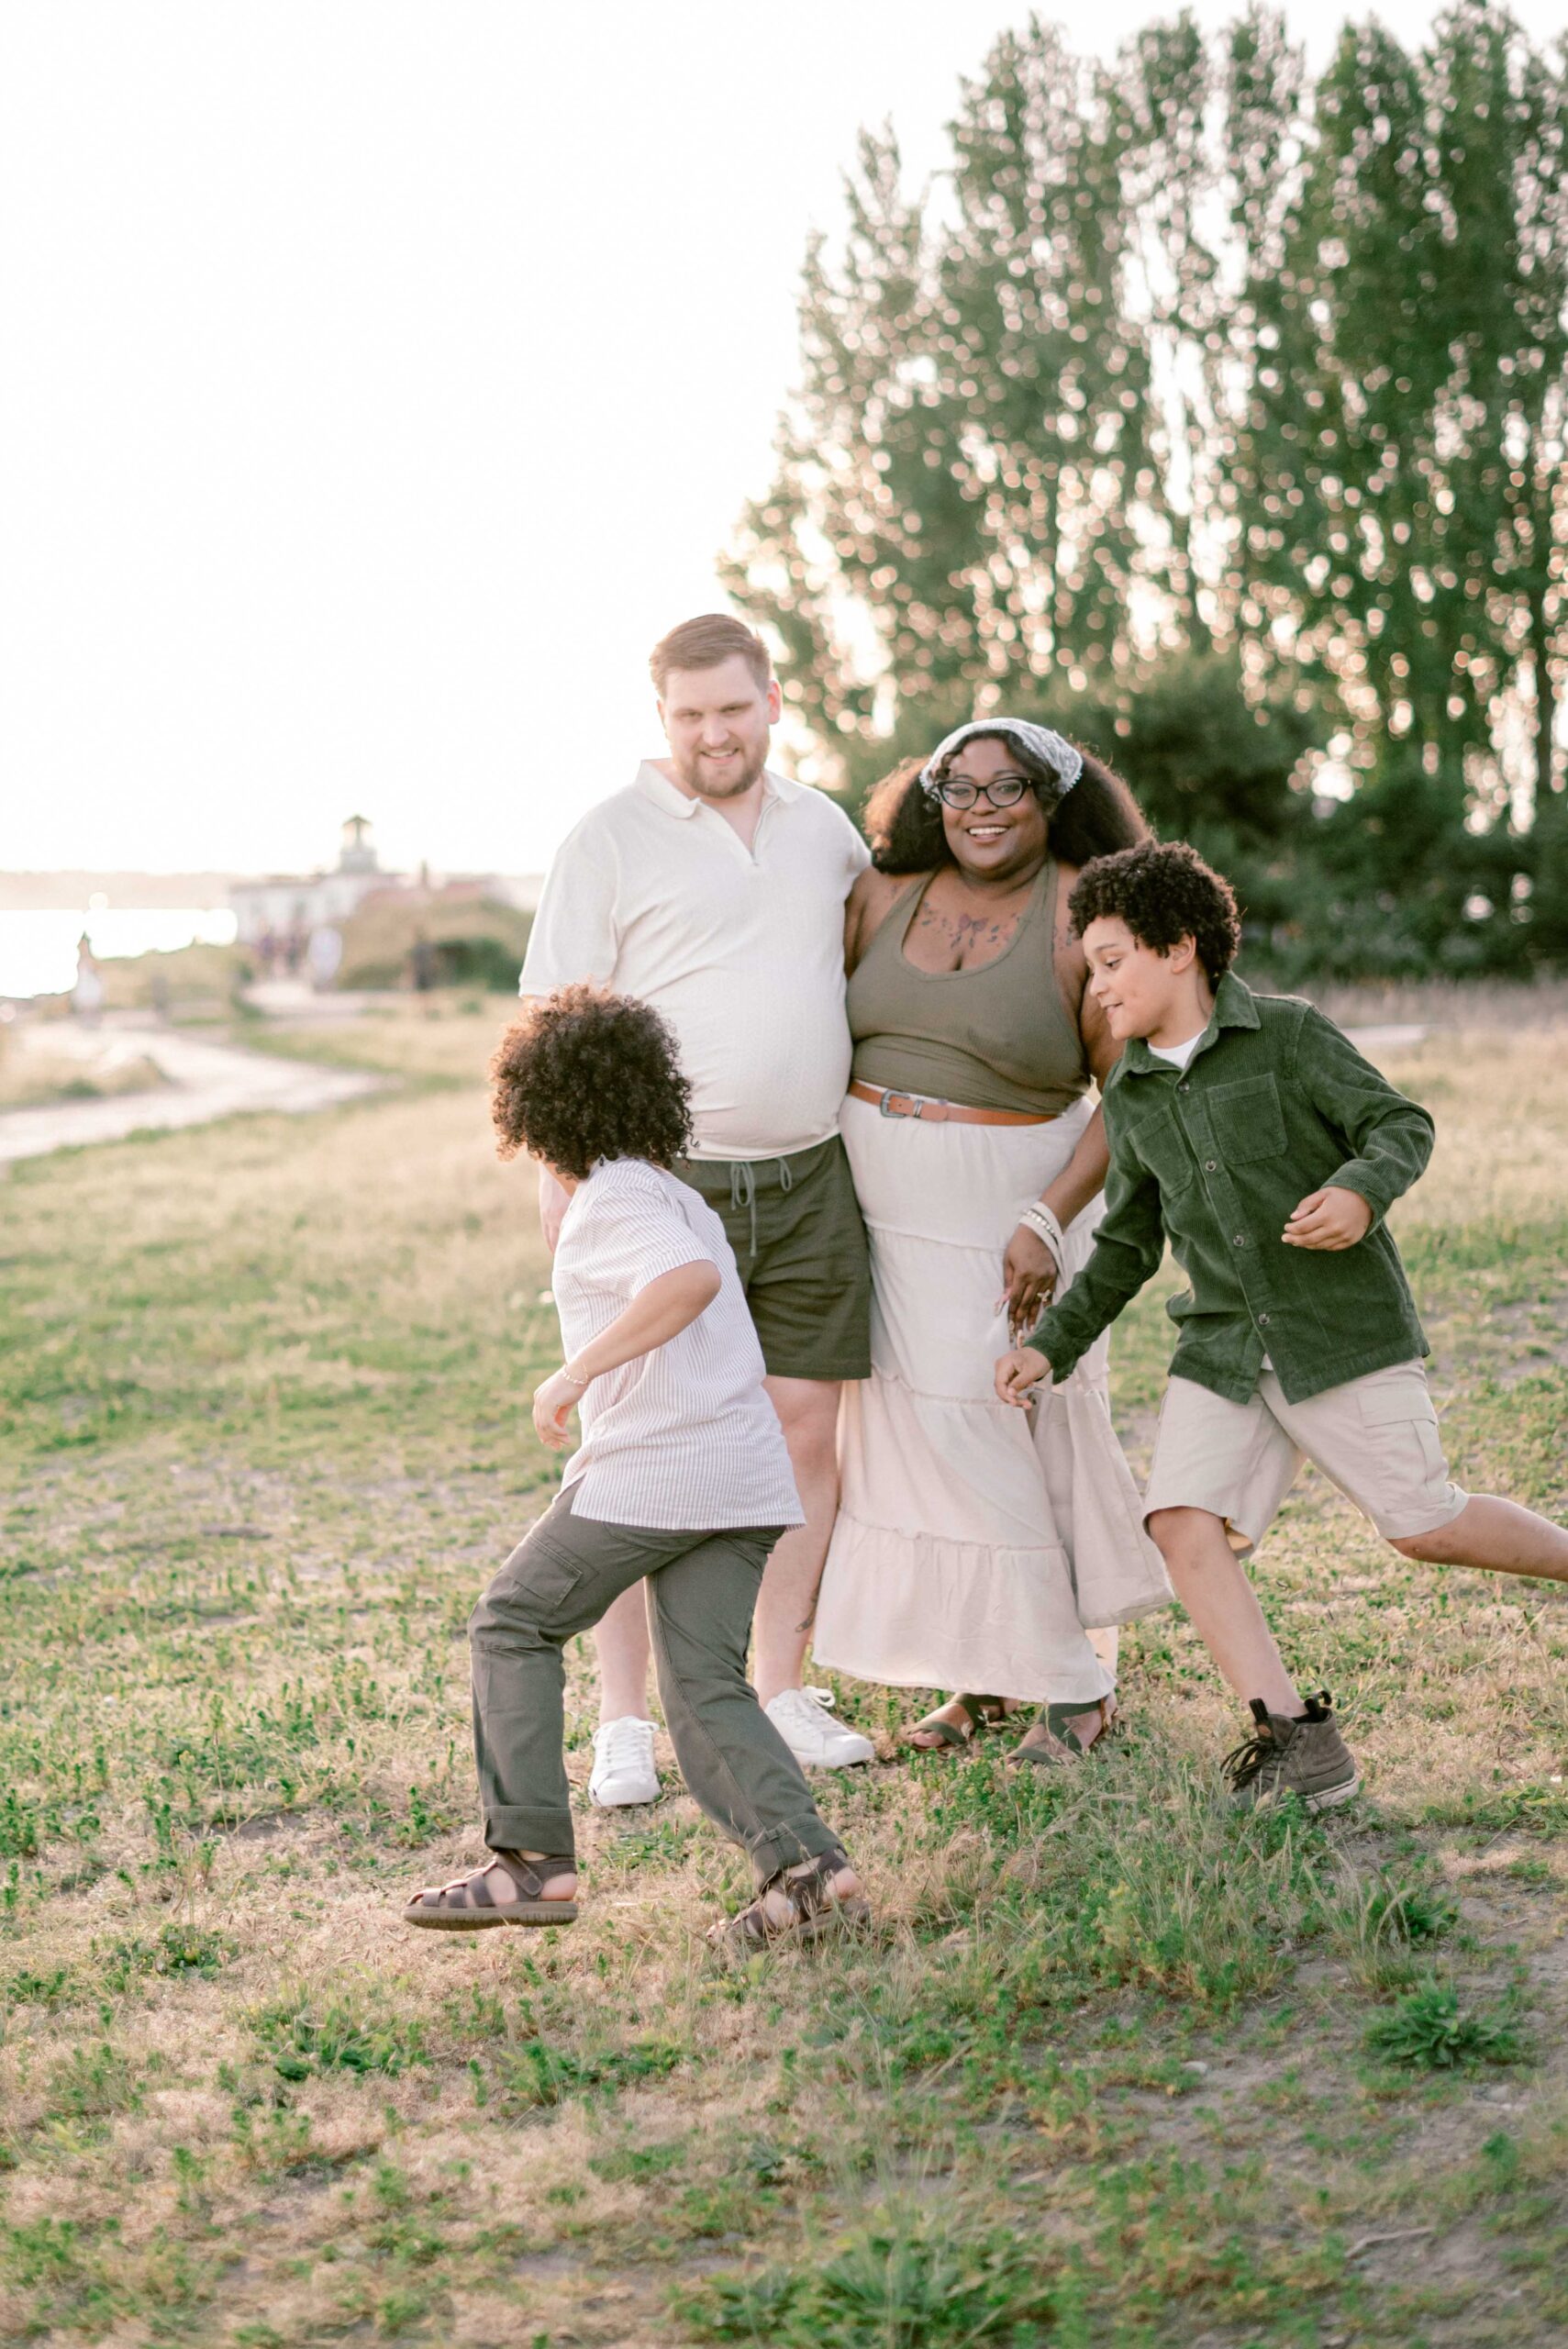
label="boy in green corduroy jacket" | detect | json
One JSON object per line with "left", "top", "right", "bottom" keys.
{"left": 996, "top": 841, "right": 1568, "bottom": 1808}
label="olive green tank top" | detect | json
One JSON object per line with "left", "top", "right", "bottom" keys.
{"left": 847, "top": 859, "right": 1089, "bottom": 1116}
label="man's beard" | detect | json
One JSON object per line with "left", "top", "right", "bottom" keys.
{"left": 673, "top": 741, "right": 767, "bottom": 801}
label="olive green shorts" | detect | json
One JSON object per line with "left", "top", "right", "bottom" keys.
{"left": 676, "top": 1134, "right": 872, "bottom": 1384}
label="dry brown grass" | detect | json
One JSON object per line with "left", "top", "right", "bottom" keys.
{"left": 0, "top": 1006, "right": 1563, "bottom": 2345}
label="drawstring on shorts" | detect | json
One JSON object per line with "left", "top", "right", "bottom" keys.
{"left": 727, "top": 1156, "right": 795, "bottom": 1264}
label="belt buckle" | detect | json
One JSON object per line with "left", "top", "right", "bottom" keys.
{"left": 879, "top": 1088, "right": 920, "bottom": 1119}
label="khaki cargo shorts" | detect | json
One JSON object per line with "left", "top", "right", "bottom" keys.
{"left": 1142, "top": 1359, "right": 1468, "bottom": 1555}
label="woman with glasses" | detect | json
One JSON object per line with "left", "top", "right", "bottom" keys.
{"left": 811, "top": 721, "right": 1171, "bottom": 1765}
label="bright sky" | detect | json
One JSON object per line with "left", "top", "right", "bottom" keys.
{"left": 3, "top": 0, "right": 1560, "bottom": 883}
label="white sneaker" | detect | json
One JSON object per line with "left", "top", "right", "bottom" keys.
{"left": 765, "top": 1686, "right": 874, "bottom": 1770}
{"left": 588, "top": 1716, "right": 660, "bottom": 1808}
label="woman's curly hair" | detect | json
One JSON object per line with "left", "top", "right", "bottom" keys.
{"left": 489, "top": 985, "right": 693, "bottom": 1178}
{"left": 862, "top": 732, "right": 1149, "bottom": 874}
{"left": 1067, "top": 841, "right": 1241, "bottom": 982}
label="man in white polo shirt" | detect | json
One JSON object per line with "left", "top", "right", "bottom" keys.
{"left": 519, "top": 613, "right": 875, "bottom": 1798}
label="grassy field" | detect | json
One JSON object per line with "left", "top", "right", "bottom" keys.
{"left": 2, "top": 996, "right": 1565, "bottom": 2348}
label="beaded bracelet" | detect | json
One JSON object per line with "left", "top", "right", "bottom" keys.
{"left": 559, "top": 1364, "right": 592, "bottom": 1392}
{"left": 1018, "top": 1203, "right": 1065, "bottom": 1264}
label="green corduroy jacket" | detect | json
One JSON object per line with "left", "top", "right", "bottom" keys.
{"left": 1028, "top": 973, "right": 1435, "bottom": 1405}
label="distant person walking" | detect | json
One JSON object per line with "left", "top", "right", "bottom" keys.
{"left": 71, "top": 935, "right": 104, "bottom": 1025}
{"left": 409, "top": 930, "right": 439, "bottom": 993}
{"left": 307, "top": 923, "right": 342, "bottom": 993}
{"left": 517, "top": 614, "right": 875, "bottom": 1803}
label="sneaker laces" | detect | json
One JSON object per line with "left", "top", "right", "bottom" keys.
{"left": 769, "top": 1687, "right": 838, "bottom": 1720}
{"left": 1221, "top": 1722, "right": 1283, "bottom": 1796}
{"left": 594, "top": 1717, "right": 655, "bottom": 1768}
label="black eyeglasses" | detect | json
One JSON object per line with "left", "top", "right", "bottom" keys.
{"left": 934, "top": 774, "right": 1034, "bottom": 810}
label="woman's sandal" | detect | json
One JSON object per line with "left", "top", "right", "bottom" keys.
{"left": 710, "top": 1847, "right": 872, "bottom": 1954}
{"left": 1006, "top": 1696, "right": 1119, "bottom": 1771}
{"left": 906, "top": 1694, "right": 1013, "bottom": 1753}
{"left": 402, "top": 1851, "right": 579, "bottom": 1931}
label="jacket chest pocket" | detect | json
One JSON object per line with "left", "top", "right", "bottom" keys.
{"left": 1132, "top": 1108, "right": 1195, "bottom": 1194}
{"left": 1207, "top": 1075, "right": 1288, "bottom": 1164}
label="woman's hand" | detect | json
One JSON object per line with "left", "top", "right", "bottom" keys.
{"left": 999, "top": 1225, "right": 1060, "bottom": 1342}
{"left": 531, "top": 1369, "right": 584, "bottom": 1452}
{"left": 995, "top": 1346, "right": 1051, "bottom": 1407}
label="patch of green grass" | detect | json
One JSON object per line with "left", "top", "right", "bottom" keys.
{"left": 675, "top": 2211, "right": 1059, "bottom": 2347}
{"left": 42, "top": 2041, "right": 146, "bottom": 2129}
{"left": 250, "top": 1992, "right": 427, "bottom": 2080}
{"left": 1364, "top": 1982, "right": 1527, "bottom": 2070}
{"left": 2, "top": 1965, "right": 77, "bottom": 2009}
{"left": 483, "top": 2032, "right": 686, "bottom": 2112}
{"left": 101, "top": 1920, "right": 239, "bottom": 1987}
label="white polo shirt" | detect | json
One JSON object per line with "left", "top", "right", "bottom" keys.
{"left": 554, "top": 1158, "right": 804, "bottom": 1530}
{"left": 519, "top": 763, "right": 870, "bottom": 1161}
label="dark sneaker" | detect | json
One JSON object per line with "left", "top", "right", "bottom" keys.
{"left": 1222, "top": 1691, "right": 1360, "bottom": 1812}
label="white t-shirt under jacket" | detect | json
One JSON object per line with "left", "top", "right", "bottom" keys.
{"left": 519, "top": 763, "right": 871, "bottom": 1161}
{"left": 552, "top": 1157, "right": 804, "bottom": 1531}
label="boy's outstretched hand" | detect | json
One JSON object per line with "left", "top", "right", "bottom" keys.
{"left": 532, "top": 1369, "right": 582, "bottom": 1452}
{"left": 995, "top": 1346, "right": 1051, "bottom": 1407}
{"left": 1281, "top": 1186, "right": 1373, "bottom": 1252}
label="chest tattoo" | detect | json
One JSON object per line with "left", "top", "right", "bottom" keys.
{"left": 913, "top": 897, "right": 1023, "bottom": 966}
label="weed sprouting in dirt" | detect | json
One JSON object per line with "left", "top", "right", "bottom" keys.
{"left": 674, "top": 2210, "right": 1060, "bottom": 2347}
{"left": 1364, "top": 1982, "right": 1527, "bottom": 2071}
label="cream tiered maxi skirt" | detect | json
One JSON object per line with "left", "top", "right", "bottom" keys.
{"left": 814, "top": 1092, "right": 1172, "bottom": 1705}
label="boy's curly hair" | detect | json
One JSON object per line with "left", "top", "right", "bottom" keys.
{"left": 489, "top": 985, "right": 694, "bottom": 1178}
{"left": 1068, "top": 841, "right": 1241, "bottom": 982}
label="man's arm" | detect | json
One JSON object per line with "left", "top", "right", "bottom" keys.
{"left": 517, "top": 824, "right": 623, "bottom": 1252}
{"left": 518, "top": 818, "right": 622, "bottom": 1000}
{"left": 513, "top": 1005, "right": 571, "bottom": 1254}
{"left": 1297, "top": 1008, "right": 1435, "bottom": 1230}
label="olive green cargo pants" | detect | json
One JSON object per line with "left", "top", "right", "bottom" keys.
{"left": 469, "top": 1485, "right": 842, "bottom": 1886}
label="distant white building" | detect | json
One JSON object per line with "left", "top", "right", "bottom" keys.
{"left": 229, "top": 818, "right": 403, "bottom": 944}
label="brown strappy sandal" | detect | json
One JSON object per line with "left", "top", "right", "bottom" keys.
{"left": 1006, "top": 1696, "right": 1119, "bottom": 1771}
{"left": 710, "top": 1847, "right": 871, "bottom": 1954}
{"left": 906, "top": 1694, "right": 1014, "bottom": 1753}
{"left": 401, "top": 1851, "right": 578, "bottom": 1931}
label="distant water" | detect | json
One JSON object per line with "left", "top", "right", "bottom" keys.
{"left": 0, "top": 907, "right": 239, "bottom": 1000}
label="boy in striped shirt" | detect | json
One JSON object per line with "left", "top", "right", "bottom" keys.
{"left": 402, "top": 985, "right": 868, "bottom": 1948}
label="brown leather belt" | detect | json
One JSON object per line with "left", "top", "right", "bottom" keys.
{"left": 847, "top": 1079, "right": 1059, "bottom": 1128}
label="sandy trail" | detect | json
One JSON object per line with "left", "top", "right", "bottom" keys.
{"left": 0, "top": 1018, "right": 384, "bottom": 1164}
{"left": 0, "top": 1012, "right": 1429, "bottom": 1169}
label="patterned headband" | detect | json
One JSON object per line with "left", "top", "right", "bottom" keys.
{"left": 918, "top": 718, "right": 1084, "bottom": 803}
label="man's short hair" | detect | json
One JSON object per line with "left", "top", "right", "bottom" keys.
{"left": 1068, "top": 841, "right": 1242, "bottom": 983}
{"left": 650, "top": 614, "right": 772, "bottom": 697}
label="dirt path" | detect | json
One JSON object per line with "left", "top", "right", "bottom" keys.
{"left": 0, "top": 1019, "right": 384, "bottom": 1163}
{"left": 0, "top": 1012, "right": 1429, "bottom": 1171}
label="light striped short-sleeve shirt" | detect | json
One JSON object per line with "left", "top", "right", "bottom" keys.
{"left": 551, "top": 1158, "right": 803, "bottom": 1532}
